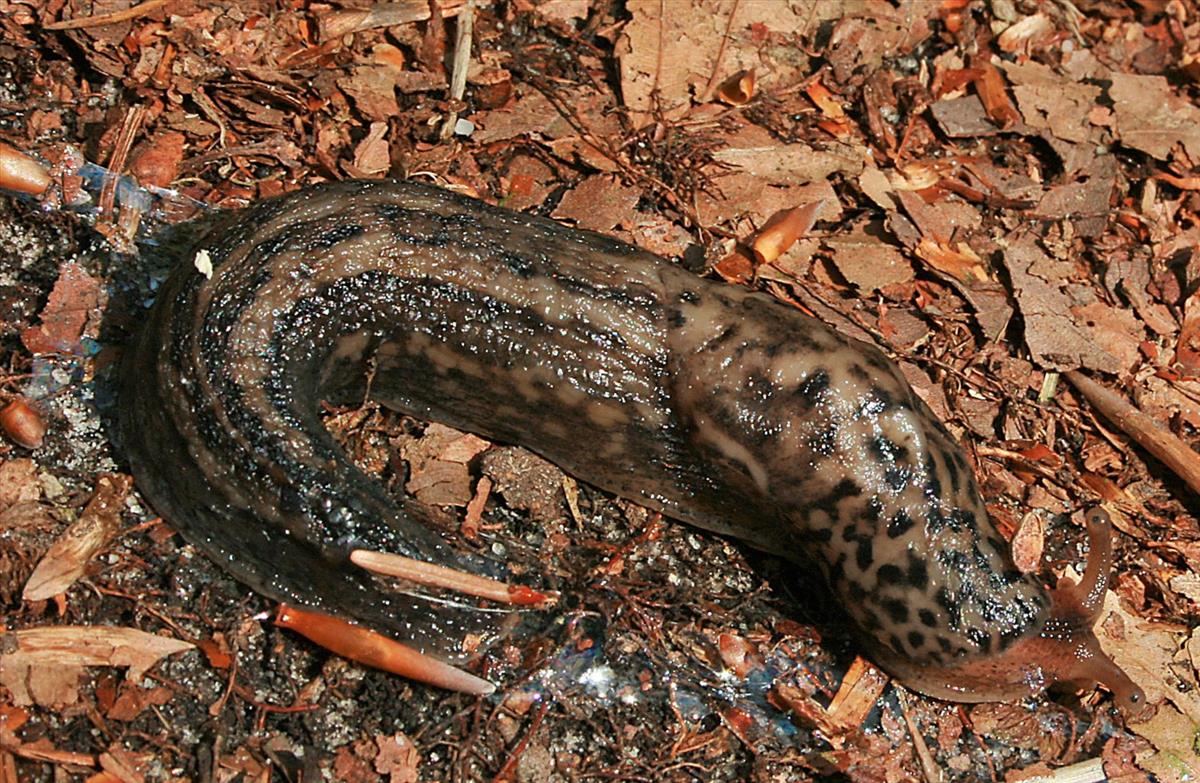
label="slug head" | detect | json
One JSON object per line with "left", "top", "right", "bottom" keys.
{"left": 873, "top": 508, "right": 1147, "bottom": 716}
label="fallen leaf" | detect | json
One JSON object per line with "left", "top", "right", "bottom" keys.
{"left": 0, "top": 627, "right": 193, "bottom": 707}
{"left": 24, "top": 474, "right": 132, "bottom": 602}
{"left": 0, "top": 459, "right": 41, "bottom": 510}
{"left": 20, "top": 262, "right": 103, "bottom": 356}
{"left": 373, "top": 734, "right": 420, "bottom": 783}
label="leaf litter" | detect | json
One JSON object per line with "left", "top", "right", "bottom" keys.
{"left": 1, "top": 0, "right": 1200, "bottom": 780}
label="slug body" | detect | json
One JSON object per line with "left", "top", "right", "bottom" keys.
{"left": 121, "top": 179, "right": 1141, "bottom": 709}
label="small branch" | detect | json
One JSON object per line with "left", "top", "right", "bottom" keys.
{"left": 43, "top": 0, "right": 167, "bottom": 30}
{"left": 350, "top": 549, "right": 553, "bottom": 606}
{"left": 1065, "top": 370, "right": 1200, "bottom": 496}
{"left": 440, "top": 0, "right": 475, "bottom": 140}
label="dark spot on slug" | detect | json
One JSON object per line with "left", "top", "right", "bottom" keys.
{"left": 706, "top": 324, "right": 740, "bottom": 350}
{"left": 906, "top": 555, "right": 929, "bottom": 591}
{"left": 919, "top": 608, "right": 938, "bottom": 628}
{"left": 967, "top": 627, "right": 992, "bottom": 654}
{"left": 881, "top": 598, "right": 909, "bottom": 624}
{"left": 884, "top": 466, "right": 910, "bottom": 492}
{"left": 907, "top": 630, "right": 926, "bottom": 650}
{"left": 848, "top": 363, "right": 870, "bottom": 382}
{"left": 856, "top": 538, "right": 874, "bottom": 571}
{"left": 877, "top": 564, "right": 903, "bottom": 584}
{"left": 501, "top": 251, "right": 536, "bottom": 278}
{"left": 796, "top": 369, "right": 831, "bottom": 407}
{"left": 887, "top": 510, "right": 914, "bottom": 539}
{"left": 311, "top": 222, "right": 365, "bottom": 249}
{"left": 809, "top": 421, "right": 840, "bottom": 457}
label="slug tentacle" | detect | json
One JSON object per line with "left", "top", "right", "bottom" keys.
{"left": 1053, "top": 508, "right": 1115, "bottom": 624}
{"left": 121, "top": 179, "right": 1143, "bottom": 708}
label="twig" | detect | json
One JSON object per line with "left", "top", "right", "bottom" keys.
{"left": 698, "top": 0, "right": 742, "bottom": 102}
{"left": 895, "top": 689, "right": 943, "bottom": 783}
{"left": 440, "top": 0, "right": 475, "bottom": 140}
{"left": 43, "top": 0, "right": 167, "bottom": 30}
{"left": 350, "top": 549, "right": 552, "bottom": 605}
{"left": 1065, "top": 370, "right": 1200, "bottom": 496}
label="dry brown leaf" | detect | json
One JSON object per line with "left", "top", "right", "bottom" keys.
{"left": 20, "top": 262, "right": 103, "bottom": 356}
{"left": 552, "top": 175, "right": 641, "bottom": 234}
{"left": 374, "top": 733, "right": 420, "bottom": 783}
{"left": 914, "top": 238, "right": 987, "bottom": 283}
{"left": 825, "top": 223, "right": 914, "bottom": 292}
{"left": 997, "top": 13, "right": 1056, "bottom": 55}
{"left": 616, "top": 0, "right": 836, "bottom": 124}
{"left": 23, "top": 474, "right": 132, "bottom": 602}
{"left": 401, "top": 423, "right": 489, "bottom": 507}
{"left": 0, "top": 626, "right": 193, "bottom": 707}
{"left": 0, "top": 459, "right": 41, "bottom": 510}
{"left": 1109, "top": 73, "right": 1200, "bottom": 162}
{"left": 712, "top": 126, "right": 867, "bottom": 186}
{"left": 1002, "top": 233, "right": 1123, "bottom": 373}
{"left": 713, "top": 248, "right": 755, "bottom": 285}
{"left": 348, "top": 121, "right": 391, "bottom": 177}
{"left": 1132, "top": 702, "right": 1200, "bottom": 781}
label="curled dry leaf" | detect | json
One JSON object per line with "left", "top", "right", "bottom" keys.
{"left": 996, "top": 13, "right": 1056, "bottom": 55}
{"left": 1, "top": 399, "right": 46, "bottom": 449}
{"left": 971, "top": 60, "right": 1021, "bottom": 129}
{"left": 914, "top": 237, "right": 987, "bottom": 283}
{"left": 806, "top": 81, "right": 846, "bottom": 119}
{"left": 715, "top": 69, "right": 756, "bottom": 106}
{"left": 751, "top": 201, "right": 824, "bottom": 265}
{"left": 826, "top": 656, "right": 890, "bottom": 733}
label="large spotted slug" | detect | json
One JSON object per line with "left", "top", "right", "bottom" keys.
{"left": 120, "top": 178, "right": 1143, "bottom": 711}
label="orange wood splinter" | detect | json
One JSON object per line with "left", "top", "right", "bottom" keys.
{"left": 273, "top": 604, "right": 496, "bottom": 696}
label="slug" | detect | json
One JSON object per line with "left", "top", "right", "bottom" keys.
{"left": 120, "top": 178, "right": 1143, "bottom": 712}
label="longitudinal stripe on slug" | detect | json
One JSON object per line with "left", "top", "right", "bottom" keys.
{"left": 120, "top": 179, "right": 1144, "bottom": 713}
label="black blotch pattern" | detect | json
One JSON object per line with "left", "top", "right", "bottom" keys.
{"left": 311, "top": 222, "right": 364, "bottom": 249}
{"left": 881, "top": 598, "right": 909, "bottom": 623}
{"left": 967, "top": 627, "right": 992, "bottom": 654}
{"left": 907, "top": 630, "right": 925, "bottom": 650}
{"left": 809, "top": 422, "right": 839, "bottom": 457}
{"left": 706, "top": 324, "right": 740, "bottom": 351}
{"left": 906, "top": 554, "right": 929, "bottom": 591}
{"left": 796, "top": 369, "right": 831, "bottom": 407}
{"left": 918, "top": 608, "right": 938, "bottom": 627}
{"left": 887, "top": 510, "right": 914, "bottom": 538}
{"left": 501, "top": 251, "right": 536, "bottom": 279}
{"left": 847, "top": 363, "right": 870, "bottom": 382}
{"left": 876, "top": 564, "right": 903, "bottom": 584}
{"left": 855, "top": 538, "right": 874, "bottom": 571}
{"left": 884, "top": 467, "right": 910, "bottom": 492}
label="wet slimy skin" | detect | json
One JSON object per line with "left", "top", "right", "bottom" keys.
{"left": 120, "top": 179, "right": 1143, "bottom": 711}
